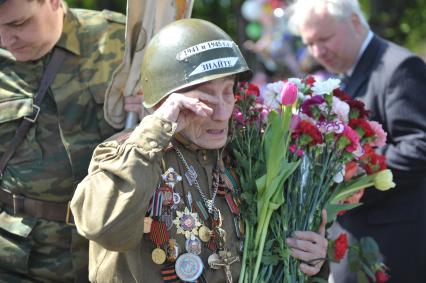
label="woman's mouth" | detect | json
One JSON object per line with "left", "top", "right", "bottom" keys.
{"left": 207, "top": 129, "right": 225, "bottom": 135}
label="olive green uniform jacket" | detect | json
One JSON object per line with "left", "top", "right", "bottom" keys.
{"left": 71, "top": 115, "right": 243, "bottom": 283}
{"left": 0, "top": 7, "right": 125, "bottom": 282}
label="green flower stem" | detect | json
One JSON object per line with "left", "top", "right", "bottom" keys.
{"left": 252, "top": 206, "right": 274, "bottom": 282}
{"left": 239, "top": 220, "right": 251, "bottom": 283}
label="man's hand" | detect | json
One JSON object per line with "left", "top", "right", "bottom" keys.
{"left": 285, "top": 209, "right": 328, "bottom": 276}
{"left": 124, "top": 91, "right": 144, "bottom": 120}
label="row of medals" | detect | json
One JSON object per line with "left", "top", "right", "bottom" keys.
{"left": 145, "top": 167, "right": 243, "bottom": 282}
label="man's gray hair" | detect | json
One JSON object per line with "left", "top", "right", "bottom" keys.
{"left": 286, "top": 0, "right": 369, "bottom": 35}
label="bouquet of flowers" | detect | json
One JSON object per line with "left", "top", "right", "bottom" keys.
{"left": 230, "top": 77, "right": 395, "bottom": 283}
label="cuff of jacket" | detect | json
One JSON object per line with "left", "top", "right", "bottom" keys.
{"left": 126, "top": 114, "right": 177, "bottom": 151}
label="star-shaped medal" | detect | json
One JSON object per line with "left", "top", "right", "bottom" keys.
{"left": 173, "top": 207, "right": 201, "bottom": 239}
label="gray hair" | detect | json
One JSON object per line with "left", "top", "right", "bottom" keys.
{"left": 286, "top": 0, "right": 369, "bottom": 35}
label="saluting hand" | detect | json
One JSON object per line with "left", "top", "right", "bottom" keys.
{"left": 153, "top": 91, "right": 214, "bottom": 132}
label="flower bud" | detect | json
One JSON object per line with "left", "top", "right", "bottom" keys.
{"left": 374, "top": 169, "right": 396, "bottom": 191}
{"left": 280, "top": 82, "right": 298, "bottom": 106}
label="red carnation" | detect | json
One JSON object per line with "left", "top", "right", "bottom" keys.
{"left": 334, "top": 233, "right": 349, "bottom": 261}
{"left": 361, "top": 144, "right": 387, "bottom": 174}
{"left": 304, "top": 75, "right": 316, "bottom": 86}
{"left": 375, "top": 270, "right": 390, "bottom": 283}
{"left": 349, "top": 118, "right": 375, "bottom": 139}
{"left": 347, "top": 99, "right": 369, "bottom": 119}
{"left": 246, "top": 83, "right": 260, "bottom": 97}
{"left": 292, "top": 120, "right": 323, "bottom": 146}
{"left": 333, "top": 88, "right": 351, "bottom": 101}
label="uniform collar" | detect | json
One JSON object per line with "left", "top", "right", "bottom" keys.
{"left": 56, "top": 4, "right": 81, "bottom": 56}
{"left": 173, "top": 133, "right": 226, "bottom": 168}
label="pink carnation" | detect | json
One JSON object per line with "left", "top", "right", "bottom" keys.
{"left": 341, "top": 125, "right": 360, "bottom": 153}
{"left": 368, "top": 121, "right": 387, "bottom": 147}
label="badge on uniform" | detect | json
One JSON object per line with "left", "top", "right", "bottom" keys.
{"left": 173, "top": 207, "right": 201, "bottom": 239}
{"left": 162, "top": 167, "right": 182, "bottom": 189}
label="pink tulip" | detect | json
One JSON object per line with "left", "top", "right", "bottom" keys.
{"left": 280, "top": 82, "right": 298, "bottom": 105}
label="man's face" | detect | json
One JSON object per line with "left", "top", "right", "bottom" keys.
{"left": 298, "top": 7, "right": 363, "bottom": 74}
{"left": 0, "top": 0, "right": 63, "bottom": 61}
{"left": 180, "top": 76, "right": 235, "bottom": 149}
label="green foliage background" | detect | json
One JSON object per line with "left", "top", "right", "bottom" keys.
{"left": 64, "top": 0, "right": 426, "bottom": 58}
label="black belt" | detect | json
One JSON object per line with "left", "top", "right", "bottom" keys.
{"left": 0, "top": 188, "right": 74, "bottom": 224}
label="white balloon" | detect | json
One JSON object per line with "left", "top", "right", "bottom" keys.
{"left": 241, "top": 0, "right": 262, "bottom": 21}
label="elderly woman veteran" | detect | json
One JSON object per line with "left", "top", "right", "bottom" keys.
{"left": 70, "top": 19, "right": 328, "bottom": 283}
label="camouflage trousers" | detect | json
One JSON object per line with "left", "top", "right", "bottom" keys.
{"left": 0, "top": 209, "right": 89, "bottom": 283}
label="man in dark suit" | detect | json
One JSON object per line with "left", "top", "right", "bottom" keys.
{"left": 287, "top": 0, "right": 426, "bottom": 282}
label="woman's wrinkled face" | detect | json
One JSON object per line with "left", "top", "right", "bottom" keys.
{"left": 180, "top": 76, "right": 235, "bottom": 149}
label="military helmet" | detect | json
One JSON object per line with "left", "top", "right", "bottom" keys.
{"left": 141, "top": 18, "right": 252, "bottom": 108}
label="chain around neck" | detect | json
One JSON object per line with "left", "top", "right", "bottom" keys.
{"left": 174, "top": 146, "right": 219, "bottom": 214}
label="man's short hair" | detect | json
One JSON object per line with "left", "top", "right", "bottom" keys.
{"left": 0, "top": 0, "right": 6, "bottom": 5}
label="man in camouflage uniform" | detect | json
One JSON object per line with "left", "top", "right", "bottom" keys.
{"left": 0, "top": 0, "right": 137, "bottom": 281}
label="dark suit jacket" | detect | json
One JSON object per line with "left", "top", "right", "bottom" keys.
{"left": 338, "top": 35, "right": 426, "bottom": 282}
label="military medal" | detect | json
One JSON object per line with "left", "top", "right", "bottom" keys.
{"left": 198, "top": 225, "right": 211, "bottom": 242}
{"left": 162, "top": 212, "right": 174, "bottom": 231}
{"left": 173, "top": 192, "right": 181, "bottom": 205}
{"left": 208, "top": 253, "right": 221, "bottom": 269}
{"left": 162, "top": 167, "right": 182, "bottom": 189}
{"left": 185, "top": 235, "right": 202, "bottom": 255}
{"left": 159, "top": 186, "right": 174, "bottom": 206}
{"left": 166, "top": 239, "right": 180, "bottom": 263}
{"left": 173, "top": 207, "right": 201, "bottom": 239}
{"left": 152, "top": 247, "right": 167, "bottom": 265}
{"left": 175, "top": 253, "right": 204, "bottom": 282}
{"left": 184, "top": 165, "right": 198, "bottom": 186}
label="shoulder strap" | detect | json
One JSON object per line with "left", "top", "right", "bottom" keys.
{"left": 0, "top": 48, "right": 66, "bottom": 179}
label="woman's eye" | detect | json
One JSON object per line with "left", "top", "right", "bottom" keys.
{"left": 12, "top": 20, "right": 26, "bottom": 27}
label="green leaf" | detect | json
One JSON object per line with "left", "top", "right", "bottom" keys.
{"left": 325, "top": 203, "right": 363, "bottom": 223}
{"left": 357, "top": 271, "right": 369, "bottom": 283}
{"left": 360, "top": 237, "right": 381, "bottom": 265}
{"left": 348, "top": 247, "right": 361, "bottom": 272}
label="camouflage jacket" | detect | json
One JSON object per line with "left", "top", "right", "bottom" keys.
{"left": 0, "top": 7, "right": 125, "bottom": 282}
{"left": 71, "top": 115, "right": 243, "bottom": 283}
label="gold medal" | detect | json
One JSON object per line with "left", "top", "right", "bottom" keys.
{"left": 152, "top": 247, "right": 166, "bottom": 265}
{"left": 198, "top": 225, "right": 211, "bottom": 242}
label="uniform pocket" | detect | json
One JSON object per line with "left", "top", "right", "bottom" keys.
{"left": 0, "top": 97, "right": 33, "bottom": 124}
{"left": 0, "top": 98, "right": 43, "bottom": 166}
{"left": 0, "top": 208, "right": 37, "bottom": 275}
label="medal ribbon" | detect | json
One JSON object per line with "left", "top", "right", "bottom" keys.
{"left": 151, "top": 191, "right": 164, "bottom": 218}
{"left": 194, "top": 200, "right": 209, "bottom": 222}
{"left": 224, "top": 169, "right": 239, "bottom": 193}
{"left": 150, "top": 220, "right": 170, "bottom": 246}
